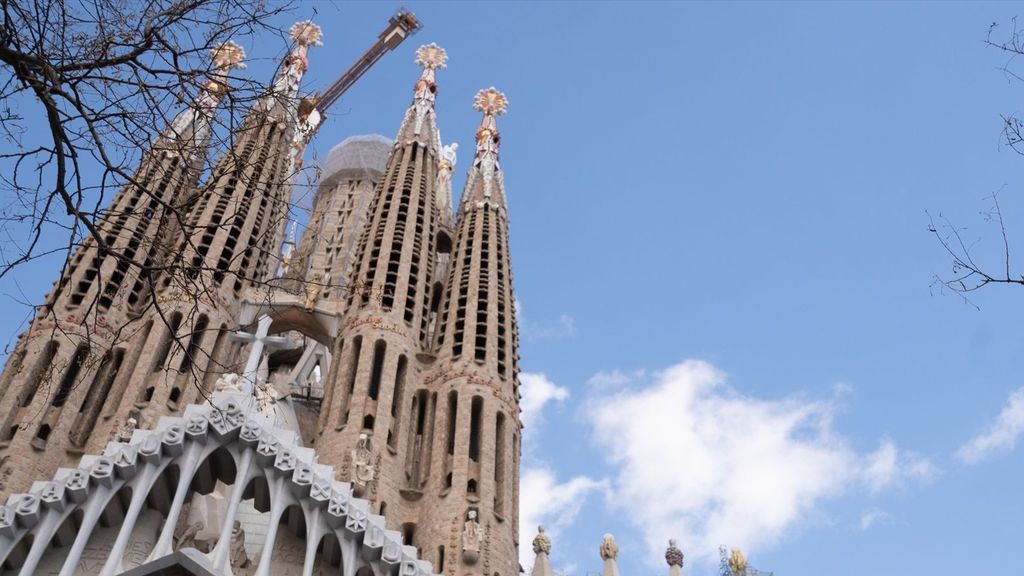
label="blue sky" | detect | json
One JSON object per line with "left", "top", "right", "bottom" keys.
{"left": 4, "top": 1, "right": 1024, "bottom": 574}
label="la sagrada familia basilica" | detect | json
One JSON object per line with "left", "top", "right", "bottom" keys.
{"left": 0, "top": 15, "right": 703, "bottom": 576}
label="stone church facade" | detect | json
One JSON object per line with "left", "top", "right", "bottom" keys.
{"left": 0, "top": 20, "right": 520, "bottom": 576}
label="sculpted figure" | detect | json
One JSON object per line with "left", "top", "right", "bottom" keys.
{"left": 254, "top": 382, "right": 277, "bottom": 413}
{"left": 665, "top": 539, "right": 684, "bottom": 568}
{"left": 214, "top": 373, "right": 243, "bottom": 394}
{"left": 175, "top": 522, "right": 203, "bottom": 550}
{"left": 116, "top": 417, "right": 138, "bottom": 443}
{"left": 304, "top": 271, "right": 327, "bottom": 310}
{"left": 532, "top": 524, "right": 551, "bottom": 556}
{"left": 349, "top": 433, "right": 376, "bottom": 495}
{"left": 461, "top": 509, "right": 484, "bottom": 564}
{"left": 230, "top": 521, "right": 251, "bottom": 568}
{"left": 728, "top": 548, "right": 747, "bottom": 575}
{"left": 600, "top": 534, "right": 618, "bottom": 561}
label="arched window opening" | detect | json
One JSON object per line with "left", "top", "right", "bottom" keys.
{"left": 467, "top": 478, "right": 477, "bottom": 494}
{"left": 53, "top": 344, "right": 90, "bottom": 407}
{"left": 362, "top": 414, "right": 375, "bottom": 431}
{"left": 151, "top": 312, "right": 183, "bottom": 373}
{"left": 402, "top": 523, "right": 416, "bottom": 546}
{"left": 387, "top": 355, "right": 407, "bottom": 450}
{"left": 339, "top": 335, "right": 362, "bottom": 428}
{"left": 438, "top": 545, "right": 446, "bottom": 572}
{"left": 367, "top": 340, "right": 386, "bottom": 400}
{"left": 69, "top": 347, "right": 125, "bottom": 447}
{"left": 178, "top": 314, "right": 209, "bottom": 373}
{"left": 446, "top": 391, "right": 458, "bottom": 456}
{"left": 22, "top": 340, "right": 59, "bottom": 408}
{"left": 468, "top": 396, "right": 483, "bottom": 462}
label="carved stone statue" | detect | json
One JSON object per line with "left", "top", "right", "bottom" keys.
{"left": 350, "top": 433, "right": 376, "bottom": 496}
{"left": 600, "top": 534, "right": 620, "bottom": 576}
{"left": 230, "top": 521, "right": 251, "bottom": 569}
{"left": 254, "top": 382, "right": 277, "bottom": 413}
{"left": 304, "top": 271, "right": 326, "bottom": 310}
{"left": 116, "top": 417, "right": 138, "bottom": 443}
{"left": 175, "top": 522, "right": 203, "bottom": 550}
{"left": 666, "top": 539, "right": 684, "bottom": 573}
{"left": 439, "top": 142, "right": 458, "bottom": 171}
{"left": 214, "top": 373, "right": 243, "bottom": 394}
{"left": 532, "top": 524, "right": 551, "bottom": 556}
{"left": 728, "top": 549, "right": 748, "bottom": 576}
{"left": 461, "top": 509, "right": 484, "bottom": 564}
{"left": 600, "top": 534, "right": 618, "bottom": 560}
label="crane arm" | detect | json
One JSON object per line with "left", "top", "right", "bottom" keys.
{"left": 314, "top": 10, "right": 422, "bottom": 115}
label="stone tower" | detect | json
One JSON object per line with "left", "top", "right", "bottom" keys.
{"left": 0, "top": 41, "right": 247, "bottom": 494}
{"left": 423, "top": 87, "right": 520, "bottom": 576}
{"left": 288, "top": 134, "right": 392, "bottom": 314}
{"left": 97, "top": 21, "right": 326, "bottom": 448}
{"left": 0, "top": 21, "right": 325, "bottom": 495}
{"left": 315, "top": 41, "right": 449, "bottom": 517}
{"left": 313, "top": 46, "right": 521, "bottom": 576}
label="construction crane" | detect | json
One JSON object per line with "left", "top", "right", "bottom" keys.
{"left": 314, "top": 9, "right": 422, "bottom": 116}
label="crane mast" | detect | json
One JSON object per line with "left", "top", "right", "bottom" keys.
{"left": 314, "top": 10, "right": 422, "bottom": 115}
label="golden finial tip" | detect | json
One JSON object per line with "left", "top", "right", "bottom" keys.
{"left": 290, "top": 20, "right": 323, "bottom": 47}
{"left": 211, "top": 41, "right": 246, "bottom": 71}
{"left": 473, "top": 87, "right": 508, "bottom": 116}
{"left": 415, "top": 43, "right": 448, "bottom": 70}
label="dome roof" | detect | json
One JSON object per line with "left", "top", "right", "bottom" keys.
{"left": 320, "top": 134, "right": 392, "bottom": 183}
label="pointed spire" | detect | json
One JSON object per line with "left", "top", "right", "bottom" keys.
{"left": 530, "top": 525, "right": 555, "bottom": 576}
{"left": 460, "top": 87, "right": 509, "bottom": 207}
{"left": 435, "top": 140, "right": 458, "bottom": 218}
{"left": 665, "top": 539, "right": 684, "bottom": 576}
{"left": 166, "top": 40, "right": 246, "bottom": 149}
{"left": 399, "top": 43, "right": 447, "bottom": 144}
{"left": 274, "top": 20, "right": 323, "bottom": 96}
{"left": 599, "top": 533, "right": 620, "bottom": 576}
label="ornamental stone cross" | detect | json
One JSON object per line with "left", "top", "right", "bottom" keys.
{"left": 230, "top": 315, "right": 295, "bottom": 393}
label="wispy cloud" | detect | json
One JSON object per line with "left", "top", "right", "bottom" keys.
{"left": 857, "top": 508, "right": 892, "bottom": 531}
{"left": 519, "top": 372, "right": 570, "bottom": 432}
{"left": 585, "top": 359, "right": 935, "bottom": 566}
{"left": 956, "top": 386, "right": 1024, "bottom": 464}
{"left": 519, "top": 467, "right": 607, "bottom": 569}
{"left": 519, "top": 305, "right": 577, "bottom": 342}
{"left": 587, "top": 368, "right": 646, "bottom": 390}
{"left": 518, "top": 372, "right": 604, "bottom": 570}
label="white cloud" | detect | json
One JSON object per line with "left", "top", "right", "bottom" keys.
{"left": 587, "top": 368, "right": 646, "bottom": 390}
{"left": 956, "top": 386, "right": 1024, "bottom": 464}
{"left": 519, "top": 307, "right": 577, "bottom": 342}
{"left": 519, "top": 372, "right": 570, "bottom": 432}
{"left": 857, "top": 508, "right": 892, "bottom": 531}
{"left": 860, "top": 438, "right": 937, "bottom": 493}
{"left": 586, "top": 359, "right": 934, "bottom": 566}
{"left": 519, "top": 467, "right": 606, "bottom": 570}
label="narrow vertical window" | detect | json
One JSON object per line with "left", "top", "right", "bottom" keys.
{"left": 368, "top": 340, "right": 386, "bottom": 400}
{"left": 151, "top": 312, "right": 183, "bottom": 373}
{"left": 468, "top": 396, "right": 483, "bottom": 462}
{"left": 387, "top": 355, "right": 407, "bottom": 449}
{"left": 339, "top": 336, "right": 362, "bottom": 427}
{"left": 53, "top": 344, "right": 90, "bottom": 407}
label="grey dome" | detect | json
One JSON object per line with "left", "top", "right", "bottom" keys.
{"left": 319, "top": 134, "right": 392, "bottom": 185}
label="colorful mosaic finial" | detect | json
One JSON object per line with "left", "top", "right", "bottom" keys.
{"left": 211, "top": 41, "right": 247, "bottom": 72}
{"left": 290, "top": 20, "right": 324, "bottom": 47}
{"left": 473, "top": 87, "right": 508, "bottom": 117}
{"left": 415, "top": 43, "right": 448, "bottom": 72}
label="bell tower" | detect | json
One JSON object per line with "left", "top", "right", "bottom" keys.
{"left": 0, "top": 41, "right": 246, "bottom": 495}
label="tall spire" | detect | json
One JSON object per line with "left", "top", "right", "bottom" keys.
{"left": 274, "top": 20, "right": 323, "bottom": 97}
{"left": 397, "top": 43, "right": 446, "bottom": 147}
{"left": 165, "top": 41, "right": 246, "bottom": 153}
{"left": 665, "top": 539, "right": 685, "bottom": 576}
{"left": 462, "top": 87, "right": 509, "bottom": 207}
